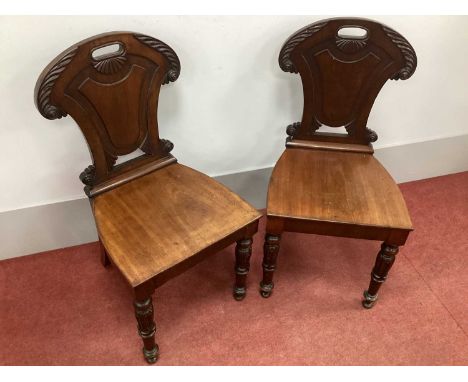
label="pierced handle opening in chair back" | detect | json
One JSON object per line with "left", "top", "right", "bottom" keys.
{"left": 279, "top": 18, "right": 417, "bottom": 146}
{"left": 34, "top": 32, "right": 181, "bottom": 196}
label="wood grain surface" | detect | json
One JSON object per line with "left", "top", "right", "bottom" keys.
{"left": 267, "top": 148, "right": 413, "bottom": 230}
{"left": 94, "top": 163, "right": 261, "bottom": 287}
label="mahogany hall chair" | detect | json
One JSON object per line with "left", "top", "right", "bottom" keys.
{"left": 260, "top": 18, "right": 417, "bottom": 308}
{"left": 34, "top": 32, "right": 261, "bottom": 363}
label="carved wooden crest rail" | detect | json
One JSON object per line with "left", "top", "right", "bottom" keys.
{"left": 34, "top": 32, "right": 181, "bottom": 196}
{"left": 278, "top": 18, "right": 417, "bottom": 147}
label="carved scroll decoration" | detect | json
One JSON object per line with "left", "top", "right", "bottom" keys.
{"left": 382, "top": 26, "right": 417, "bottom": 80}
{"left": 160, "top": 139, "right": 174, "bottom": 154}
{"left": 279, "top": 21, "right": 328, "bottom": 73}
{"left": 134, "top": 33, "right": 181, "bottom": 84}
{"left": 366, "top": 127, "right": 378, "bottom": 143}
{"left": 286, "top": 122, "right": 301, "bottom": 142}
{"left": 36, "top": 47, "right": 78, "bottom": 120}
{"left": 79, "top": 165, "right": 96, "bottom": 196}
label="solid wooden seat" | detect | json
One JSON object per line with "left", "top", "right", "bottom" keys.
{"left": 34, "top": 32, "right": 260, "bottom": 364}
{"left": 260, "top": 18, "right": 417, "bottom": 308}
{"left": 94, "top": 163, "right": 261, "bottom": 287}
{"left": 267, "top": 149, "right": 412, "bottom": 230}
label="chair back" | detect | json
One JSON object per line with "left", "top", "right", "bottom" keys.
{"left": 279, "top": 18, "right": 417, "bottom": 146}
{"left": 35, "top": 32, "right": 180, "bottom": 196}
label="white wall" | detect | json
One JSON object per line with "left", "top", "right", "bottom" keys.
{"left": 1, "top": 16, "right": 467, "bottom": 213}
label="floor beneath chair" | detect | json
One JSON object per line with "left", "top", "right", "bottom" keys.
{"left": 1, "top": 172, "right": 467, "bottom": 365}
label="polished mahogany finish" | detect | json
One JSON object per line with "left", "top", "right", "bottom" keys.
{"left": 35, "top": 32, "right": 180, "bottom": 197}
{"left": 233, "top": 238, "right": 254, "bottom": 301}
{"left": 94, "top": 164, "right": 260, "bottom": 289}
{"left": 35, "top": 32, "right": 261, "bottom": 363}
{"left": 279, "top": 18, "right": 416, "bottom": 146}
{"left": 261, "top": 18, "right": 416, "bottom": 307}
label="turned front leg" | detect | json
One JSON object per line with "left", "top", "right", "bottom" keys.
{"left": 362, "top": 243, "right": 399, "bottom": 309}
{"left": 233, "top": 238, "right": 253, "bottom": 301}
{"left": 259, "top": 234, "right": 281, "bottom": 298}
{"left": 134, "top": 297, "right": 159, "bottom": 363}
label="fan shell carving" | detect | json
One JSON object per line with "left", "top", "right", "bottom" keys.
{"left": 335, "top": 37, "right": 368, "bottom": 53}
{"left": 92, "top": 55, "right": 127, "bottom": 74}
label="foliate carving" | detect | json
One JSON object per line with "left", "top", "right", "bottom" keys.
{"left": 79, "top": 165, "right": 95, "bottom": 186}
{"left": 140, "top": 137, "right": 174, "bottom": 156}
{"left": 160, "top": 139, "right": 174, "bottom": 154}
{"left": 382, "top": 26, "right": 417, "bottom": 80}
{"left": 335, "top": 37, "right": 367, "bottom": 53}
{"left": 134, "top": 33, "right": 181, "bottom": 84}
{"left": 366, "top": 127, "right": 378, "bottom": 143}
{"left": 286, "top": 122, "right": 301, "bottom": 141}
{"left": 92, "top": 54, "right": 127, "bottom": 74}
{"left": 279, "top": 21, "right": 328, "bottom": 73}
{"left": 36, "top": 47, "right": 78, "bottom": 120}
{"left": 79, "top": 165, "right": 96, "bottom": 197}
{"left": 286, "top": 120, "right": 324, "bottom": 143}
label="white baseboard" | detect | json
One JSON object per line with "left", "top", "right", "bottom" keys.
{"left": 1, "top": 134, "right": 467, "bottom": 261}
{"left": 374, "top": 134, "right": 468, "bottom": 184}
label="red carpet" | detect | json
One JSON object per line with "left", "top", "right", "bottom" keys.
{"left": 1, "top": 172, "right": 467, "bottom": 365}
